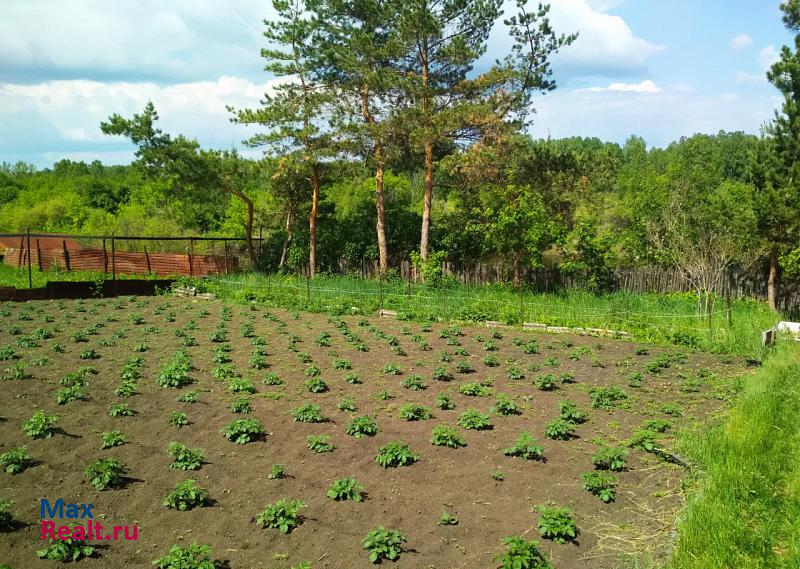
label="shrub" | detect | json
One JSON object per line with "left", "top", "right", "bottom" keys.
{"left": 430, "top": 425, "right": 466, "bottom": 448}
{"left": 534, "top": 374, "right": 556, "bottom": 391}
{"left": 545, "top": 418, "right": 576, "bottom": 440}
{"left": 256, "top": 499, "right": 305, "bottom": 533}
{"left": 458, "top": 409, "right": 492, "bottom": 430}
{"left": 167, "top": 442, "right": 204, "bottom": 470}
{"left": 153, "top": 542, "right": 223, "bottom": 569}
{"left": 493, "top": 394, "right": 519, "bottom": 416}
{"left": 362, "top": 527, "right": 408, "bottom": 563}
{"left": 399, "top": 403, "right": 431, "bottom": 421}
{"left": 36, "top": 527, "right": 95, "bottom": 562}
{"left": 435, "top": 393, "right": 454, "bottom": 410}
{"left": 22, "top": 410, "right": 58, "bottom": 438}
{"left": 100, "top": 431, "right": 126, "bottom": 449}
{"left": 459, "top": 382, "right": 492, "bottom": 397}
{"left": 581, "top": 472, "right": 618, "bottom": 502}
{"left": 504, "top": 432, "right": 544, "bottom": 460}
{"left": 267, "top": 463, "right": 286, "bottom": 480}
{"left": 293, "top": 403, "right": 325, "bottom": 423}
{"left": 222, "top": 418, "right": 265, "bottom": 444}
{"left": 169, "top": 411, "right": 189, "bottom": 427}
{"left": 163, "top": 479, "right": 209, "bottom": 511}
{"left": 375, "top": 441, "right": 418, "bottom": 468}
{"left": 347, "top": 416, "right": 379, "bottom": 438}
{"left": 304, "top": 378, "right": 329, "bottom": 393}
{"left": 536, "top": 505, "right": 577, "bottom": 544}
{"left": 56, "top": 386, "right": 84, "bottom": 405}
{"left": 558, "top": 401, "right": 588, "bottom": 424}
{"left": 0, "top": 446, "right": 31, "bottom": 474}
{"left": 327, "top": 477, "right": 364, "bottom": 501}
{"left": 85, "top": 458, "right": 127, "bottom": 490}
{"left": 589, "top": 386, "right": 628, "bottom": 409}
{"left": 231, "top": 396, "right": 252, "bottom": 414}
{"left": 400, "top": 375, "right": 426, "bottom": 390}
{"left": 494, "top": 536, "right": 552, "bottom": 569}
{"left": 432, "top": 366, "right": 453, "bottom": 381}
{"left": 108, "top": 403, "right": 134, "bottom": 417}
{"left": 306, "top": 434, "right": 335, "bottom": 453}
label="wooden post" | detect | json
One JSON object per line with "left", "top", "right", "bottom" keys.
{"left": 189, "top": 237, "right": 194, "bottom": 277}
{"left": 35, "top": 239, "right": 42, "bottom": 271}
{"left": 223, "top": 239, "right": 229, "bottom": 275}
{"left": 17, "top": 237, "right": 24, "bottom": 266}
{"left": 111, "top": 236, "right": 117, "bottom": 297}
{"left": 26, "top": 229, "right": 32, "bottom": 289}
{"left": 144, "top": 245, "right": 151, "bottom": 274}
{"left": 62, "top": 240, "right": 71, "bottom": 271}
{"left": 102, "top": 239, "right": 108, "bottom": 274}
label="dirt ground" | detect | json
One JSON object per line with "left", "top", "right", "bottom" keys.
{"left": 0, "top": 296, "right": 747, "bottom": 568}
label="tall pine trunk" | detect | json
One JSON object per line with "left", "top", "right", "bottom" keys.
{"left": 362, "top": 85, "right": 389, "bottom": 272}
{"left": 308, "top": 166, "right": 320, "bottom": 277}
{"left": 419, "top": 38, "right": 433, "bottom": 266}
{"left": 768, "top": 246, "right": 779, "bottom": 311}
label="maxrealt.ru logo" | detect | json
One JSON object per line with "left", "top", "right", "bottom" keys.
{"left": 40, "top": 498, "right": 139, "bottom": 541}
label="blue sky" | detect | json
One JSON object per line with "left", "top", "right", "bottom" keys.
{"left": 0, "top": 0, "right": 791, "bottom": 168}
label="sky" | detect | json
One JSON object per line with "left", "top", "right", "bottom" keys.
{"left": 0, "top": 0, "right": 791, "bottom": 168}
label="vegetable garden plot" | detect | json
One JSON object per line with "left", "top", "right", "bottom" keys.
{"left": 0, "top": 297, "right": 745, "bottom": 568}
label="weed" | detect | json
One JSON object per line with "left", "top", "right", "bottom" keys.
{"left": 375, "top": 441, "right": 418, "bottom": 468}
{"left": 327, "top": 478, "right": 364, "bottom": 501}
{"left": 430, "top": 425, "right": 466, "bottom": 448}
{"left": 85, "top": 458, "right": 127, "bottom": 490}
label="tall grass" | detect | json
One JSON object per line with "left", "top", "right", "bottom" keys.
{"left": 195, "top": 273, "right": 777, "bottom": 358}
{"left": 0, "top": 264, "right": 170, "bottom": 288}
{"left": 670, "top": 344, "right": 800, "bottom": 569}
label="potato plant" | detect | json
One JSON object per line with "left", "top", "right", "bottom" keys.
{"left": 256, "top": 499, "right": 305, "bottom": 533}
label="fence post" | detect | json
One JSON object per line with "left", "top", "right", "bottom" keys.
{"left": 26, "top": 229, "right": 32, "bottom": 289}
{"left": 62, "top": 240, "right": 71, "bottom": 271}
{"left": 189, "top": 237, "right": 194, "bottom": 277}
{"left": 102, "top": 239, "right": 108, "bottom": 274}
{"left": 144, "top": 245, "right": 151, "bottom": 274}
{"left": 17, "top": 237, "right": 24, "bottom": 266}
{"left": 111, "top": 235, "right": 117, "bottom": 297}
{"left": 223, "top": 239, "right": 229, "bottom": 275}
{"left": 35, "top": 239, "right": 42, "bottom": 271}
{"left": 725, "top": 286, "right": 732, "bottom": 328}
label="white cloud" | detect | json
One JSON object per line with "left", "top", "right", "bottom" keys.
{"left": 583, "top": 80, "right": 662, "bottom": 93}
{"left": 730, "top": 33, "right": 754, "bottom": 51}
{"left": 0, "top": 0, "right": 272, "bottom": 82}
{"left": 529, "top": 85, "right": 779, "bottom": 146}
{"left": 759, "top": 45, "right": 780, "bottom": 71}
{"left": 735, "top": 70, "right": 765, "bottom": 84}
{"left": 482, "top": 0, "right": 663, "bottom": 80}
{"left": 0, "top": 76, "right": 280, "bottom": 161}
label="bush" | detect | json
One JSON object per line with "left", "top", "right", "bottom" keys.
{"left": 163, "top": 479, "right": 210, "bottom": 511}
{"left": 375, "top": 441, "right": 418, "bottom": 468}
{"left": 85, "top": 458, "right": 127, "bottom": 490}
{"left": 581, "top": 471, "right": 618, "bottom": 502}
{"left": 167, "top": 442, "right": 204, "bottom": 471}
{"left": 293, "top": 403, "right": 325, "bottom": 423}
{"left": 430, "top": 425, "right": 466, "bottom": 448}
{"left": 22, "top": 410, "right": 58, "bottom": 439}
{"left": 221, "top": 418, "right": 265, "bottom": 444}
{"left": 327, "top": 477, "right": 364, "bottom": 501}
{"left": 494, "top": 536, "right": 552, "bottom": 569}
{"left": 153, "top": 543, "right": 224, "bottom": 569}
{"left": 0, "top": 446, "right": 31, "bottom": 474}
{"left": 362, "top": 526, "right": 408, "bottom": 564}
{"left": 347, "top": 416, "right": 379, "bottom": 438}
{"left": 536, "top": 505, "right": 577, "bottom": 544}
{"left": 504, "top": 432, "right": 544, "bottom": 460}
{"left": 256, "top": 499, "right": 305, "bottom": 533}
{"left": 458, "top": 409, "right": 492, "bottom": 430}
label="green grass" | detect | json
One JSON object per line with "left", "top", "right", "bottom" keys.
{"left": 187, "top": 273, "right": 776, "bottom": 359}
{"left": 0, "top": 264, "right": 172, "bottom": 288}
{"left": 670, "top": 344, "right": 800, "bottom": 569}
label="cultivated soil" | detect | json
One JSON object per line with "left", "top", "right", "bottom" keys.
{"left": 0, "top": 296, "right": 747, "bottom": 568}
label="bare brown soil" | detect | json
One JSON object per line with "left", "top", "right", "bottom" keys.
{"left": 0, "top": 296, "right": 746, "bottom": 568}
